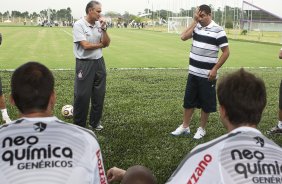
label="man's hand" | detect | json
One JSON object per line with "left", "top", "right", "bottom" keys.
{"left": 99, "top": 17, "right": 107, "bottom": 30}
{"left": 208, "top": 68, "right": 217, "bottom": 81}
{"left": 107, "top": 167, "right": 126, "bottom": 183}
{"left": 193, "top": 8, "right": 201, "bottom": 22}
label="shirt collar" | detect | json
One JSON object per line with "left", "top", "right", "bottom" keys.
{"left": 83, "top": 17, "right": 99, "bottom": 28}
{"left": 197, "top": 20, "right": 216, "bottom": 29}
{"left": 20, "top": 116, "right": 59, "bottom": 122}
{"left": 230, "top": 126, "right": 262, "bottom": 134}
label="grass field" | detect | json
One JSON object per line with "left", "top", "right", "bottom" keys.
{"left": 0, "top": 26, "right": 282, "bottom": 183}
{"left": 1, "top": 26, "right": 282, "bottom": 69}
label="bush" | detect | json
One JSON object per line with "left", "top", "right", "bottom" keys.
{"left": 241, "top": 29, "right": 248, "bottom": 35}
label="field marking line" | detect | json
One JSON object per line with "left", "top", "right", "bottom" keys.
{"left": 1, "top": 67, "right": 282, "bottom": 72}
{"left": 62, "top": 30, "right": 72, "bottom": 37}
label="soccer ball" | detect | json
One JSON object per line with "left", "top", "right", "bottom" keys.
{"left": 61, "top": 105, "right": 73, "bottom": 118}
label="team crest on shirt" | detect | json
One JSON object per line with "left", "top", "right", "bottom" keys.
{"left": 254, "top": 136, "right": 264, "bottom": 147}
{"left": 78, "top": 70, "right": 83, "bottom": 79}
{"left": 33, "top": 122, "right": 47, "bottom": 132}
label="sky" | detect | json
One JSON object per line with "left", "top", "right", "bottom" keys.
{"left": 0, "top": 0, "right": 281, "bottom": 19}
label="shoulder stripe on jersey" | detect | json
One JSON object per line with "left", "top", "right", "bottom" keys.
{"left": 167, "top": 132, "right": 241, "bottom": 181}
{"left": 0, "top": 119, "right": 24, "bottom": 130}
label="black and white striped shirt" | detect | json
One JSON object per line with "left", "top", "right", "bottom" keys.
{"left": 189, "top": 20, "right": 228, "bottom": 78}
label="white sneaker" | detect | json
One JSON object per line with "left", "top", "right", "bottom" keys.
{"left": 94, "top": 125, "right": 104, "bottom": 131}
{"left": 193, "top": 127, "right": 206, "bottom": 139}
{"left": 171, "top": 125, "right": 190, "bottom": 136}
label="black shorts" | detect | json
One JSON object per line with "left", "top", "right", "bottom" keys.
{"left": 279, "top": 80, "right": 282, "bottom": 110}
{"left": 183, "top": 74, "right": 217, "bottom": 113}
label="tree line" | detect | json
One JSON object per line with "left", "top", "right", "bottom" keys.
{"left": 1, "top": 5, "right": 279, "bottom": 28}
{"left": 0, "top": 8, "right": 72, "bottom": 23}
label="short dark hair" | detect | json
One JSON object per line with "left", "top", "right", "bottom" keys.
{"left": 11, "top": 62, "right": 54, "bottom": 114}
{"left": 85, "top": 1, "right": 101, "bottom": 14}
{"left": 121, "top": 165, "right": 157, "bottom": 184}
{"left": 199, "top": 4, "right": 211, "bottom": 15}
{"left": 217, "top": 68, "right": 266, "bottom": 126}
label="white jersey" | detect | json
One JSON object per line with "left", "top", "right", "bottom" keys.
{"left": 0, "top": 117, "right": 107, "bottom": 184}
{"left": 166, "top": 127, "right": 282, "bottom": 184}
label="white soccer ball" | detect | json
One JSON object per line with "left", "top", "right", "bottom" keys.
{"left": 61, "top": 105, "right": 73, "bottom": 118}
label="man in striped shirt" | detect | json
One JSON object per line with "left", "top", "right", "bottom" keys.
{"left": 171, "top": 4, "right": 230, "bottom": 139}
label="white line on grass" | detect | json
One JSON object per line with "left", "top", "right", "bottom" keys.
{"left": 62, "top": 30, "right": 72, "bottom": 37}
{"left": 1, "top": 67, "right": 282, "bottom": 72}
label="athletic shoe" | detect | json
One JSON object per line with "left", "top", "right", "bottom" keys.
{"left": 193, "top": 127, "right": 206, "bottom": 139}
{"left": 171, "top": 125, "right": 190, "bottom": 136}
{"left": 267, "top": 126, "right": 282, "bottom": 134}
{"left": 94, "top": 125, "right": 104, "bottom": 131}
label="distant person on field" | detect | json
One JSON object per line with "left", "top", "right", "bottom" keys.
{"left": 171, "top": 4, "right": 230, "bottom": 139}
{"left": 0, "top": 62, "right": 107, "bottom": 184}
{"left": 73, "top": 0, "right": 110, "bottom": 131}
{"left": 166, "top": 69, "right": 282, "bottom": 183}
{"left": 107, "top": 165, "right": 157, "bottom": 184}
{"left": 0, "top": 32, "right": 12, "bottom": 124}
{"left": 268, "top": 48, "right": 282, "bottom": 134}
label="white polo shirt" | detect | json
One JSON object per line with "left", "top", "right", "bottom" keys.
{"left": 73, "top": 17, "right": 103, "bottom": 60}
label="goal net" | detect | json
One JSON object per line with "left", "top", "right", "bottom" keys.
{"left": 168, "top": 17, "right": 193, "bottom": 34}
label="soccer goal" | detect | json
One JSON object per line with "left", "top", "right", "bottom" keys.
{"left": 167, "top": 17, "right": 193, "bottom": 34}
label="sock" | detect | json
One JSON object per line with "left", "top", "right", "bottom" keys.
{"left": 278, "top": 121, "right": 282, "bottom": 129}
{"left": 1, "top": 109, "right": 9, "bottom": 118}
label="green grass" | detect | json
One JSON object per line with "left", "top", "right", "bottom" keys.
{"left": 0, "top": 26, "right": 282, "bottom": 69}
{"left": 0, "top": 68, "right": 281, "bottom": 184}
{"left": 0, "top": 26, "right": 282, "bottom": 183}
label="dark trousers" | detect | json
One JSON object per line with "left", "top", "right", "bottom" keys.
{"left": 73, "top": 57, "right": 106, "bottom": 128}
{"left": 279, "top": 80, "right": 282, "bottom": 110}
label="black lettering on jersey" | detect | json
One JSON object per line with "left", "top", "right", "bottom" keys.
{"left": 2, "top": 135, "right": 73, "bottom": 166}
{"left": 231, "top": 149, "right": 282, "bottom": 179}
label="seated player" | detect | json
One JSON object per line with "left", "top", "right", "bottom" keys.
{"left": 107, "top": 165, "right": 157, "bottom": 184}
{"left": 0, "top": 62, "right": 107, "bottom": 184}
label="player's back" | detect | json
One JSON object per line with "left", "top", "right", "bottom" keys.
{"left": 166, "top": 127, "right": 282, "bottom": 184}
{"left": 0, "top": 117, "right": 107, "bottom": 184}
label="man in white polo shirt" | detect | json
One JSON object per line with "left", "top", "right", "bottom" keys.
{"left": 73, "top": 1, "right": 110, "bottom": 131}
{"left": 171, "top": 4, "right": 230, "bottom": 139}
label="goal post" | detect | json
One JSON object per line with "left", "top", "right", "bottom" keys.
{"left": 168, "top": 17, "right": 193, "bottom": 34}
